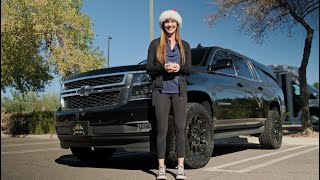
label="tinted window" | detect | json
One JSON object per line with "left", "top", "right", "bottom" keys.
{"left": 212, "top": 50, "right": 235, "bottom": 75}
{"left": 253, "top": 62, "right": 277, "bottom": 85}
{"left": 255, "top": 65, "right": 266, "bottom": 82}
{"left": 308, "top": 84, "right": 319, "bottom": 93}
{"left": 191, "top": 48, "right": 208, "bottom": 66}
{"left": 231, "top": 54, "right": 253, "bottom": 79}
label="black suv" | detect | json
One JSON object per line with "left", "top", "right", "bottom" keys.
{"left": 55, "top": 45, "right": 286, "bottom": 168}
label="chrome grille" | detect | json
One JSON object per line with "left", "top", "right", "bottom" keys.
{"left": 64, "top": 92, "right": 120, "bottom": 109}
{"left": 64, "top": 75, "right": 124, "bottom": 90}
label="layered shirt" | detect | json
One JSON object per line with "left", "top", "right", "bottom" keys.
{"left": 162, "top": 39, "right": 181, "bottom": 94}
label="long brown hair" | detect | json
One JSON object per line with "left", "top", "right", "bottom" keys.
{"left": 156, "top": 23, "right": 185, "bottom": 65}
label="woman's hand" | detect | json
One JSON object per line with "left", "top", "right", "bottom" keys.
{"left": 171, "top": 62, "right": 180, "bottom": 73}
{"left": 165, "top": 62, "right": 180, "bottom": 73}
{"left": 165, "top": 63, "right": 174, "bottom": 73}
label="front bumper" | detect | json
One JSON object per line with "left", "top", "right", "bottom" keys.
{"left": 57, "top": 133, "right": 153, "bottom": 152}
{"left": 55, "top": 99, "right": 156, "bottom": 152}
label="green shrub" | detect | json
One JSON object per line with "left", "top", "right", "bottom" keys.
{"left": 5, "top": 111, "right": 56, "bottom": 135}
{"left": 28, "top": 111, "right": 56, "bottom": 134}
{"left": 7, "top": 113, "right": 30, "bottom": 135}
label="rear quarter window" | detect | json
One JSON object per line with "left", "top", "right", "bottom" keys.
{"left": 253, "top": 63, "right": 278, "bottom": 86}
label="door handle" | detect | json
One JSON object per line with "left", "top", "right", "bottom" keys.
{"left": 237, "top": 83, "right": 244, "bottom": 87}
{"left": 258, "top": 87, "right": 263, "bottom": 91}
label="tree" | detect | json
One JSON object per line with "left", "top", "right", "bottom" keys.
{"left": 207, "top": 0, "right": 319, "bottom": 134}
{"left": 1, "top": 0, "right": 106, "bottom": 93}
{"left": 1, "top": 91, "right": 38, "bottom": 113}
{"left": 313, "top": 82, "right": 319, "bottom": 89}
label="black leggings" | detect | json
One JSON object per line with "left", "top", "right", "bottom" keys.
{"left": 153, "top": 90, "right": 187, "bottom": 159}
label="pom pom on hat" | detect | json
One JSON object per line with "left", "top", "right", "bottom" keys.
{"left": 159, "top": 9, "right": 182, "bottom": 29}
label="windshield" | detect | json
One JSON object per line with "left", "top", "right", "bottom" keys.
{"left": 138, "top": 60, "right": 147, "bottom": 65}
{"left": 308, "top": 84, "right": 319, "bottom": 93}
{"left": 292, "top": 82, "right": 319, "bottom": 94}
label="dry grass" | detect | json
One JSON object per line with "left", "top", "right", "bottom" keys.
{"left": 283, "top": 125, "right": 319, "bottom": 138}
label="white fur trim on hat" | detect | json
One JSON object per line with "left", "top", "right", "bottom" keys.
{"left": 159, "top": 9, "right": 182, "bottom": 29}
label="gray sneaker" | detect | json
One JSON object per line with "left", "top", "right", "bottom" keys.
{"left": 156, "top": 166, "right": 167, "bottom": 180}
{"left": 176, "top": 166, "right": 186, "bottom": 179}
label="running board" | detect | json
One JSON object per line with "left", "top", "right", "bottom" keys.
{"left": 214, "top": 126, "right": 264, "bottom": 139}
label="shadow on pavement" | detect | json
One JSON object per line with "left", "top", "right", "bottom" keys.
{"left": 55, "top": 139, "right": 261, "bottom": 170}
{"left": 212, "top": 143, "right": 261, "bottom": 157}
{"left": 55, "top": 152, "right": 158, "bottom": 177}
{"left": 55, "top": 152, "right": 157, "bottom": 169}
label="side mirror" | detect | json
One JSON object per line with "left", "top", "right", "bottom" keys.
{"left": 208, "top": 58, "right": 233, "bottom": 72}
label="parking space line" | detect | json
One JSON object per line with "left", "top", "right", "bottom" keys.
{"left": 237, "top": 146, "right": 319, "bottom": 173}
{"left": 1, "top": 141, "right": 60, "bottom": 147}
{"left": 204, "top": 145, "right": 310, "bottom": 171}
{"left": 2, "top": 148, "right": 64, "bottom": 155}
{"left": 201, "top": 169, "right": 240, "bottom": 173}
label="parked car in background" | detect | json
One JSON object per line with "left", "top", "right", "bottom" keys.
{"left": 269, "top": 65, "right": 319, "bottom": 125}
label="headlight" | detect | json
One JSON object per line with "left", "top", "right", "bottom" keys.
{"left": 61, "top": 98, "right": 65, "bottom": 108}
{"left": 130, "top": 73, "right": 152, "bottom": 101}
{"left": 59, "top": 83, "right": 64, "bottom": 108}
{"left": 132, "top": 73, "right": 151, "bottom": 85}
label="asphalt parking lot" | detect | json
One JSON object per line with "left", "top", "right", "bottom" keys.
{"left": 1, "top": 133, "right": 319, "bottom": 180}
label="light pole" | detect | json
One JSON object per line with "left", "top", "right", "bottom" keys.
{"left": 107, "top": 36, "right": 112, "bottom": 67}
{"left": 150, "top": 0, "right": 153, "bottom": 42}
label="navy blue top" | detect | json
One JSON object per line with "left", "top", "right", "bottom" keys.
{"left": 162, "top": 40, "right": 181, "bottom": 94}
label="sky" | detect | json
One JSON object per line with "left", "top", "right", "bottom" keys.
{"left": 2, "top": 0, "right": 319, "bottom": 96}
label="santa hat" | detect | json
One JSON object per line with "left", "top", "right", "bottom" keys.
{"left": 159, "top": 9, "right": 182, "bottom": 29}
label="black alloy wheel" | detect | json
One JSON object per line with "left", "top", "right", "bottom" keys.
{"left": 166, "top": 103, "right": 214, "bottom": 169}
{"left": 259, "top": 108, "right": 282, "bottom": 149}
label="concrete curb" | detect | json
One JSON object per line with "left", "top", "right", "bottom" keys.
{"left": 1, "top": 133, "right": 58, "bottom": 140}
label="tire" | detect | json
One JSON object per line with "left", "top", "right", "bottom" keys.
{"left": 259, "top": 108, "right": 282, "bottom": 149}
{"left": 71, "top": 147, "right": 116, "bottom": 163}
{"left": 166, "top": 103, "right": 214, "bottom": 169}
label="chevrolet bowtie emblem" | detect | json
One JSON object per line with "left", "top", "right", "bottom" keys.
{"left": 77, "top": 85, "right": 92, "bottom": 96}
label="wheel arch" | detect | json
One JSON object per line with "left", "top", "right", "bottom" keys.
{"left": 269, "top": 100, "right": 280, "bottom": 112}
{"left": 187, "top": 90, "right": 213, "bottom": 118}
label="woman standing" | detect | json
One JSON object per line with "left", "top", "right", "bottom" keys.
{"left": 146, "top": 9, "right": 191, "bottom": 180}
